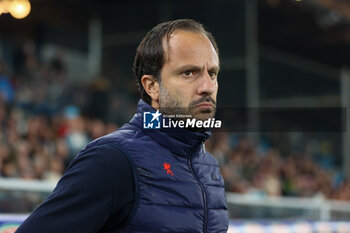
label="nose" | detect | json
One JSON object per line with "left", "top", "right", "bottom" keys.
{"left": 197, "top": 71, "right": 217, "bottom": 96}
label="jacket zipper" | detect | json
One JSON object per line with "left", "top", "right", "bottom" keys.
{"left": 188, "top": 141, "right": 207, "bottom": 233}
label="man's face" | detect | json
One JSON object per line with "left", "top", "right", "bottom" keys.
{"left": 158, "top": 30, "right": 219, "bottom": 121}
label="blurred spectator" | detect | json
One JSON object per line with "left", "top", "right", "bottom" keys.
{"left": 44, "top": 157, "right": 64, "bottom": 183}
{"left": 62, "top": 106, "right": 89, "bottom": 162}
{"left": 0, "top": 61, "right": 14, "bottom": 103}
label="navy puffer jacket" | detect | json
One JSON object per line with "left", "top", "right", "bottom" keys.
{"left": 15, "top": 100, "right": 228, "bottom": 233}
{"left": 89, "top": 100, "right": 228, "bottom": 232}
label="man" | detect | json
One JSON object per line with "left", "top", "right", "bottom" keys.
{"left": 16, "top": 19, "right": 228, "bottom": 233}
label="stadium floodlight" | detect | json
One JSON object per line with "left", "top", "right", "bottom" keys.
{"left": 0, "top": 0, "right": 31, "bottom": 19}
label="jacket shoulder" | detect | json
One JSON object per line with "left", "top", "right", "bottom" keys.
{"left": 85, "top": 123, "right": 144, "bottom": 149}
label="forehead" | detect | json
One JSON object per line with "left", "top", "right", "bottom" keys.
{"left": 162, "top": 30, "right": 219, "bottom": 67}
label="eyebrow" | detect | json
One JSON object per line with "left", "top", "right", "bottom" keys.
{"left": 174, "top": 65, "right": 220, "bottom": 74}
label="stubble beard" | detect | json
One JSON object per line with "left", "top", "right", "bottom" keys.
{"left": 159, "top": 83, "right": 188, "bottom": 119}
{"left": 158, "top": 83, "right": 216, "bottom": 121}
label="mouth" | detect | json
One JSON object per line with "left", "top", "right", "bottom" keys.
{"left": 190, "top": 102, "right": 216, "bottom": 119}
{"left": 195, "top": 102, "right": 214, "bottom": 109}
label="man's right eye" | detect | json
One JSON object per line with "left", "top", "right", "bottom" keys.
{"left": 183, "top": 71, "right": 193, "bottom": 77}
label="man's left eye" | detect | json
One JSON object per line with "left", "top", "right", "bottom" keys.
{"left": 209, "top": 72, "right": 217, "bottom": 78}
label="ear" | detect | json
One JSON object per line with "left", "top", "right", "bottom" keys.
{"left": 141, "top": 75, "right": 160, "bottom": 107}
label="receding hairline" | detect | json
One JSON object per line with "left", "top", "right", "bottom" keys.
{"left": 161, "top": 29, "right": 219, "bottom": 65}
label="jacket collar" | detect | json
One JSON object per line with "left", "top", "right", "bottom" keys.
{"left": 129, "top": 99, "right": 211, "bottom": 157}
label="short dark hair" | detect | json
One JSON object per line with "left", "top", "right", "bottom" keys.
{"left": 133, "top": 19, "right": 219, "bottom": 104}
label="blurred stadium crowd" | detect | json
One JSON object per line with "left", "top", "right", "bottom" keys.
{"left": 208, "top": 133, "right": 350, "bottom": 201}
{"left": 0, "top": 42, "right": 350, "bottom": 202}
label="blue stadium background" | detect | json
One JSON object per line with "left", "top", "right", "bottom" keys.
{"left": 0, "top": 0, "right": 350, "bottom": 232}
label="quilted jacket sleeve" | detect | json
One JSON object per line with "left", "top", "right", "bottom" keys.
{"left": 15, "top": 144, "right": 135, "bottom": 233}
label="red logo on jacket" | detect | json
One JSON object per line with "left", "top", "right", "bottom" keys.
{"left": 163, "top": 162, "right": 174, "bottom": 176}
